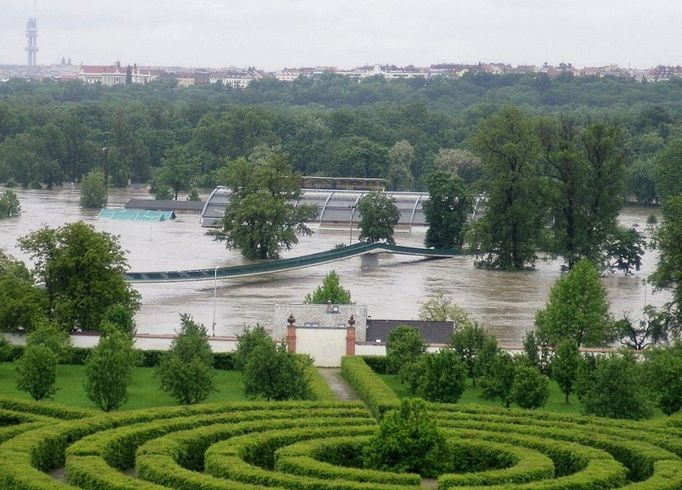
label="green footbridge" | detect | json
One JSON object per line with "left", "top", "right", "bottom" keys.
{"left": 125, "top": 242, "right": 461, "bottom": 283}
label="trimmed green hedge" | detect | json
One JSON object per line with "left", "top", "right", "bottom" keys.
{"left": 341, "top": 356, "right": 398, "bottom": 417}
{"left": 1, "top": 345, "right": 237, "bottom": 369}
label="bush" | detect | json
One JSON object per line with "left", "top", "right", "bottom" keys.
{"left": 244, "top": 342, "right": 311, "bottom": 401}
{"left": 363, "top": 398, "right": 450, "bottom": 477}
{"left": 416, "top": 349, "right": 467, "bottom": 403}
{"left": 511, "top": 364, "right": 550, "bottom": 409}
{"left": 157, "top": 314, "right": 216, "bottom": 404}
{"left": 16, "top": 344, "right": 58, "bottom": 400}
{"left": 84, "top": 330, "right": 138, "bottom": 411}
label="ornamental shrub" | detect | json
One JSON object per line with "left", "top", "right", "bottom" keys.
{"left": 16, "top": 344, "right": 58, "bottom": 400}
{"left": 511, "top": 364, "right": 550, "bottom": 409}
{"left": 552, "top": 338, "right": 581, "bottom": 403}
{"left": 416, "top": 348, "right": 467, "bottom": 403}
{"left": 363, "top": 398, "right": 451, "bottom": 477}
{"left": 243, "top": 342, "right": 311, "bottom": 401}
{"left": 157, "top": 314, "right": 216, "bottom": 404}
{"left": 84, "top": 328, "right": 137, "bottom": 411}
{"left": 234, "top": 324, "right": 273, "bottom": 370}
{"left": 645, "top": 343, "right": 682, "bottom": 415}
{"left": 580, "top": 353, "right": 653, "bottom": 419}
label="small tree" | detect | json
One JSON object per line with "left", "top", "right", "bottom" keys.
{"left": 552, "top": 339, "right": 581, "bottom": 403}
{"left": 16, "top": 345, "right": 58, "bottom": 400}
{"left": 480, "top": 351, "right": 516, "bottom": 407}
{"left": 385, "top": 326, "right": 426, "bottom": 383}
{"left": 357, "top": 192, "right": 400, "bottom": 245}
{"left": 234, "top": 324, "right": 272, "bottom": 370}
{"left": 157, "top": 314, "right": 216, "bottom": 404}
{"left": 304, "top": 270, "right": 352, "bottom": 304}
{"left": 79, "top": 170, "right": 107, "bottom": 208}
{"left": 0, "top": 190, "right": 21, "bottom": 218}
{"left": 511, "top": 364, "right": 550, "bottom": 409}
{"left": 363, "top": 398, "right": 451, "bottom": 478}
{"left": 645, "top": 344, "right": 682, "bottom": 415}
{"left": 450, "top": 322, "right": 498, "bottom": 386}
{"left": 535, "top": 258, "right": 615, "bottom": 347}
{"left": 416, "top": 349, "right": 467, "bottom": 403}
{"left": 579, "top": 354, "right": 653, "bottom": 419}
{"left": 84, "top": 328, "right": 137, "bottom": 411}
{"left": 243, "top": 342, "right": 311, "bottom": 401}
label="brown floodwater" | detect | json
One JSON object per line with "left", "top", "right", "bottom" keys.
{"left": 0, "top": 186, "right": 670, "bottom": 345}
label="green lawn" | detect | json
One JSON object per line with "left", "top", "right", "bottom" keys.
{"left": 380, "top": 373, "right": 585, "bottom": 415}
{"left": 0, "top": 362, "right": 246, "bottom": 410}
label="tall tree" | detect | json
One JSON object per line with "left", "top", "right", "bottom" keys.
{"left": 18, "top": 222, "right": 140, "bottom": 331}
{"left": 210, "top": 151, "right": 318, "bottom": 259}
{"left": 471, "top": 106, "right": 544, "bottom": 270}
{"left": 423, "top": 171, "right": 471, "bottom": 250}
{"left": 535, "top": 258, "right": 614, "bottom": 347}
{"left": 387, "top": 140, "right": 415, "bottom": 191}
{"left": 357, "top": 191, "right": 400, "bottom": 245}
{"left": 551, "top": 339, "right": 581, "bottom": 403}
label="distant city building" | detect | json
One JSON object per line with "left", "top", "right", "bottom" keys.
{"left": 78, "top": 62, "right": 158, "bottom": 86}
{"left": 25, "top": 18, "right": 38, "bottom": 67}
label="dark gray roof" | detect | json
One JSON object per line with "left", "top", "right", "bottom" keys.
{"left": 365, "top": 319, "right": 455, "bottom": 345}
{"left": 125, "top": 199, "right": 205, "bottom": 212}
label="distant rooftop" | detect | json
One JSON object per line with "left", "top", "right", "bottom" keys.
{"left": 365, "top": 319, "right": 455, "bottom": 345}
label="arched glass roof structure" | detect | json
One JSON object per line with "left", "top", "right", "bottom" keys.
{"left": 201, "top": 186, "right": 430, "bottom": 229}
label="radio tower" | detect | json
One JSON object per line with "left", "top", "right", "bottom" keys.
{"left": 26, "top": 16, "right": 38, "bottom": 67}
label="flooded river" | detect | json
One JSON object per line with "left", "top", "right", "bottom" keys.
{"left": 0, "top": 186, "right": 671, "bottom": 345}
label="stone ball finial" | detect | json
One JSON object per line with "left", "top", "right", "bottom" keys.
{"left": 287, "top": 314, "right": 296, "bottom": 326}
{"left": 348, "top": 314, "right": 356, "bottom": 327}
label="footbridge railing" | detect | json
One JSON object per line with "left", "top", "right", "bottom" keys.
{"left": 124, "top": 243, "right": 461, "bottom": 283}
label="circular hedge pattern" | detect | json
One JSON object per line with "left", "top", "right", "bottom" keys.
{"left": 0, "top": 396, "right": 681, "bottom": 489}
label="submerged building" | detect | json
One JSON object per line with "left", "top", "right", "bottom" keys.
{"left": 200, "top": 186, "right": 430, "bottom": 230}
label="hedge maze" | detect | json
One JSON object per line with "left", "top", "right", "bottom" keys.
{"left": 0, "top": 357, "right": 681, "bottom": 489}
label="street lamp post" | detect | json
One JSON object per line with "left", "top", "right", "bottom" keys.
{"left": 348, "top": 205, "right": 356, "bottom": 245}
{"left": 212, "top": 267, "right": 218, "bottom": 337}
{"left": 101, "top": 147, "right": 109, "bottom": 189}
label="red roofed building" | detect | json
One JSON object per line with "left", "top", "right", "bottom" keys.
{"left": 78, "top": 62, "right": 159, "bottom": 86}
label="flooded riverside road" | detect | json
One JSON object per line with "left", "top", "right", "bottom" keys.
{"left": 0, "top": 186, "right": 670, "bottom": 345}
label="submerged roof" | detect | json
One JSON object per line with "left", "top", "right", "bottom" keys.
{"left": 365, "top": 319, "right": 455, "bottom": 345}
{"left": 201, "top": 186, "right": 429, "bottom": 228}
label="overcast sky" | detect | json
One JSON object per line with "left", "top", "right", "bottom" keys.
{"left": 1, "top": 0, "right": 681, "bottom": 69}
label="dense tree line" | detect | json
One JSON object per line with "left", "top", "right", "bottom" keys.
{"left": 0, "top": 75, "right": 681, "bottom": 202}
